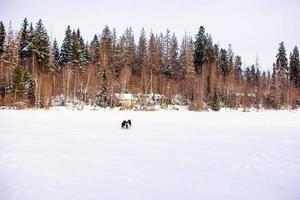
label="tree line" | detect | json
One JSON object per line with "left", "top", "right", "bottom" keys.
{"left": 0, "top": 18, "right": 299, "bottom": 110}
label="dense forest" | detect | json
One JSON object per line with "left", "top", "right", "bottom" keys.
{"left": 0, "top": 18, "right": 299, "bottom": 110}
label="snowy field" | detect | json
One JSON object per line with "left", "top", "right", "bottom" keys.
{"left": 0, "top": 110, "right": 300, "bottom": 200}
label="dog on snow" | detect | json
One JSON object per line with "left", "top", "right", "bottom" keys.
{"left": 121, "top": 120, "right": 132, "bottom": 129}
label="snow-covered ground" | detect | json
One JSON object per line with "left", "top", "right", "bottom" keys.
{"left": 0, "top": 110, "right": 300, "bottom": 200}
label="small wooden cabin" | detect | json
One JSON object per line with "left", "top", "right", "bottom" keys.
{"left": 114, "top": 93, "right": 137, "bottom": 109}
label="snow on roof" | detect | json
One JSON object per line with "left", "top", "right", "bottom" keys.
{"left": 140, "top": 93, "right": 165, "bottom": 99}
{"left": 115, "top": 93, "right": 136, "bottom": 100}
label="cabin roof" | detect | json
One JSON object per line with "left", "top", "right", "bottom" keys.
{"left": 115, "top": 93, "right": 137, "bottom": 101}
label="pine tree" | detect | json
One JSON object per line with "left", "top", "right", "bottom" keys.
{"left": 213, "top": 44, "right": 219, "bottom": 63}
{"left": 89, "top": 34, "right": 100, "bottom": 64}
{"left": 271, "top": 65, "right": 277, "bottom": 91}
{"left": 0, "top": 21, "right": 5, "bottom": 56}
{"left": 169, "top": 33, "right": 179, "bottom": 78}
{"left": 135, "top": 28, "right": 147, "bottom": 75}
{"left": 23, "top": 70, "right": 35, "bottom": 105}
{"left": 155, "top": 33, "right": 164, "bottom": 73}
{"left": 255, "top": 67, "right": 261, "bottom": 90}
{"left": 124, "top": 27, "right": 136, "bottom": 72}
{"left": 59, "top": 25, "right": 72, "bottom": 65}
{"left": 114, "top": 35, "right": 126, "bottom": 78}
{"left": 162, "top": 29, "right": 171, "bottom": 69}
{"left": 162, "top": 32, "right": 177, "bottom": 78}
{"left": 32, "top": 19, "right": 51, "bottom": 72}
{"left": 70, "top": 30, "right": 77, "bottom": 64}
{"left": 245, "top": 66, "right": 251, "bottom": 85}
{"left": 83, "top": 43, "right": 90, "bottom": 65}
{"left": 227, "top": 44, "right": 234, "bottom": 63}
{"left": 179, "top": 34, "right": 195, "bottom": 103}
{"left": 276, "top": 42, "right": 289, "bottom": 73}
{"left": 289, "top": 46, "right": 300, "bottom": 87}
{"left": 0, "top": 77, "right": 6, "bottom": 100}
{"left": 275, "top": 42, "right": 289, "bottom": 107}
{"left": 194, "top": 26, "right": 206, "bottom": 74}
{"left": 111, "top": 28, "right": 118, "bottom": 76}
{"left": 97, "top": 71, "right": 109, "bottom": 107}
{"left": 4, "top": 22, "right": 18, "bottom": 65}
{"left": 99, "top": 25, "right": 113, "bottom": 72}
{"left": 179, "top": 34, "right": 195, "bottom": 78}
{"left": 11, "top": 64, "right": 25, "bottom": 100}
{"left": 261, "top": 71, "right": 267, "bottom": 90}
{"left": 219, "top": 48, "right": 229, "bottom": 77}
{"left": 203, "top": 34, "right": 214, "bottom": 64}
{"left": 27, "top": 23, "right": 34, "bottom": 57}
{"left": 147, "top": 32, "right": 160, "bottom": 93}
{"left": 179, "top": 36, "right": 188, "bottom": 76}
{"left": 234, "top": 55, "right": 242, "bottom": 80}
{"left": 227, "top": 44, "right": 234, "bottom": 73}
{"left": 148, "top": 32, "right": 158, "bottom": 73}
{"left": 70, "top": 28, "right": 87, "bottom": 69}
{"left": 19, "top": 18, "right": 32, "bottom": 61}
{"left": 211, "top": 89, "right": 220, "bottom": 111}
{"left": 51, "top": 38, "right": 60, "bottom": 70}
{"left": 250, "top": 65, "right": 256, "bottom": 86}
{"left": 117, "top": 27, "right": 135, "bottom": 91}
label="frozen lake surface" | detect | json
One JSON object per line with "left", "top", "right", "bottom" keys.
{"left": 0, "top": 110, "right": 300, "bottom": 200}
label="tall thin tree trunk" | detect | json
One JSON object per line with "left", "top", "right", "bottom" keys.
{"left": 32, "top": 55, "right": 35, "bottom": 75}
{"left": 150, "top": 69, "right": 153, "bottom": 94}
{"left": 67, "top": 69, "right": 71, "bottom": 103}
{"left": 85, "top": 71, "right": 90, "bottom": 103}
{"left": 73, "top": 71, "right": 77, "bottom": 100}
{"left": 53, "top": 74, "right": 56, "bottom": 97}
{"left": 287, "top": 77, "right": 290, "bottom": 109}
{"left": 0, "top": 57, "right": 3, "bottom": 78}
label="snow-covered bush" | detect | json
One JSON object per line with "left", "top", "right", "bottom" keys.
{"left": 51, "top": 95, "right": 66, "bottom": 107}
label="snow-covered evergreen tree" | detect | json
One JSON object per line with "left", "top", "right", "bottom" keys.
{"left": 211, "top": 89, "right": 220, "bottom": 111}
{"left": 19, "top": 18, "right": 32, "bottom": 62}
{"left": 135, "top": 28, "right": 147, "bottom": 75}
{"left": 234, "top": 55, "right": 243, "bottom": 80}
{"left": 23, "top": 70, "right": 35, "bottom": 105}
{"left": 4, "top": 22, "right": 18, "bottom": 66}
{"left": 89, "top": 34, "right": 100, "bottom": 64}
{"left": 250, "top": 65, "right": 257, "bottom": 86}
{"left": 69, "top": 28, "right": 87, "bottom": 69}
{"left": 11, "top": 64, "right": 25, "bottom": 100}
{"left": 77, "top": 29, "right": 88, "bottom": 69}
{"left": 0, "top": 21, "right": 6, "bottom": 56}
{"left": 51, "top": 38, "right": 60, "bottom": 71}
{"left": 219, "top": 48, "right": 229, "bottom": 77}
{"left": 169, "top": 33, "right": 179, "bottom": 78}
{"left": 70, "top": 30, "right": 77, "bottom": 64}
{"left": 203, "top": 34, "right": 215, "bottom": 64}
{"left": 27, "top": 23, "right": 34, "bottom": 57}
{"left": 162, "top": 29, "right": 171, "bottom": 69}
{"left": 83, "top": 43, "right": 90, "bottom": 65}
{"left": 194, "top": 26, "right": 206, "bottom": 74}
{"left": 276, "top": 42, "right": 289, "bottom": 74}
{"left": 99, "top": 25, "right": 113, "bottom": 73}
{"left": 289, "top": 46, "right": 300, "bottom": 87}
{"left": 124, "top": 27, "right": 136, "bottom": 72}
{"left": 59, "top": 25, "right": 72, "bottom": 65}
{"left": 274, "top": 42, "right": 289, "bottom": 107}
{"left": 97, "top": 71, "right": 109, "bottom": 108}
{"left": 114, "top": 35, "right": 126, "bottom": 77}
{"left": 32, "top": 19, "right": 51, "bottom": 72}
{"left": 179, "top": 34, "right": 195, "bottom": 77}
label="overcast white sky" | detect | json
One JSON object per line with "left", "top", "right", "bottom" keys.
{"left": 1, "top": 0, "right": 300, "bottom": 70}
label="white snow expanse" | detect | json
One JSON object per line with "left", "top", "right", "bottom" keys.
{"left": 0, "top": 110, "right": 300, "bottom": 200}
